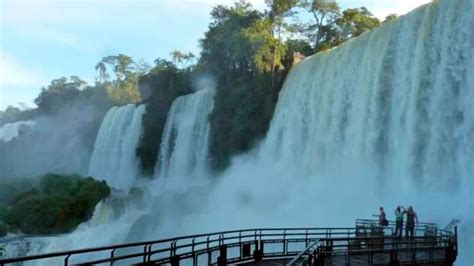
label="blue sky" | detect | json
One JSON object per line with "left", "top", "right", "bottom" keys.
{"left": 0, "top": 0, "right": 431, "bottom": 111}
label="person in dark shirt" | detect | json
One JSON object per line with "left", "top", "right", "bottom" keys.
{"left": 403, "top": 206, "right": 418, "bottom": 240}
{"left": 378, "top": 207, "right": 386, "bottom": 226}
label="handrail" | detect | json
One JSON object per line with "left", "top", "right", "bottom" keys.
{"left": 0, "top": 220, "right": 457, "bottom": 266}
{"left": 0, "top": 227, "right": 355, "bottom": 264}
{"left": 286, "top": 239, "right": 322, "bottom": 265}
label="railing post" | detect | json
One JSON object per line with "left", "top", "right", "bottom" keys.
{"left": 191, "top": 238, "right": 196, "bottom": 266}
{"left": 305, "top": 230, "right": 309, "bottom": 248}
{"left": 143, "top": 245, "right": 148, "bottom": 264}
{"left": 283, "top": 229, "right": 287, "bottom": 255}
{"left": 64, "top": 255, "right": 70, "bottom": 266}
{"left": 110, "top": 248, "right": 116, "bottom": 266}
{"left": 238, "top": 232, "right": 243, "bottom": 260}
{"left": 147, "top": 244, "right": 153, "bottom": 262}
{"left": 207, "top": 236, "right": 211, "bottom": 266}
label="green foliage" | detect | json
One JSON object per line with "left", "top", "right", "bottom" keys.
{"left": 0, "top": 179, "right": 38, "bottom": 206}
{"left": 300, "top": 0, "right": 341, "bottom": 50}
{"left": 170, "top": 50, "right": 196, "bottom": 69}
{"left": 337, "top": 7, "right": 381, "bottom": 40}
{"left": 384, "top": 14, "right": 398, "bottom": 23}
{"left": 95, "top": 54, "right": 142, "bottom": 105}
{"left": 0, "top": 223, "right": 7, "bottom": 237}
{"left": 5, "top": 174, "right": 110, "bottom": 235}
{"left": 0, "top": 204, "right": 9, "bottom": 223}
{"left": 34, "top": 76, "right": 85, "bottom": 114}
{"left": 199, "top": 3, "right": 286, "bottom": 170}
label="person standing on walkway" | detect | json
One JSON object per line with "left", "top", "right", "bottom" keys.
{"left": 378, "top": 207, "right": 387, "bottom": 227}
{"left": 394, "top": 206, "right": 403, "bottom": 239}
{"left": 404, "top": 206, "right": 418, "bottom": 240}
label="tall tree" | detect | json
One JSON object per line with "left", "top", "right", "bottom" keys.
{"left": 95, "top": 54, "right": 141, "bottom": 105}
{"left": 265, "top": 0, "right": 298, "bottom": 85}
{"left": 300, "top": 0, "right": 341, "bottom": 51}
{"left": 170, "top": 50, "right": 185, "bottom": 68}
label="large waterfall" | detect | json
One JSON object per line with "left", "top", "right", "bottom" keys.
{"left": 2, "top": 0, "right": 473, "bottom": 264}
{"left": 262, "top": 0, "right": 474, "bottom": 193}
{"left": 155, "top": 88, "right": 214, "bottom": 180}
{"left": 88, "top": 104, "right": 146, "bottom": 191}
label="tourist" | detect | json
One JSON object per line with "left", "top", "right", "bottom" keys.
{"left": 378, "top": 207, "right": 388, "bottom": 227}
{"left": 394, "top": 206, "right": 403, "bottom": 238}
{"left": 404, "top": 206, "right": 419, "bottom": 240}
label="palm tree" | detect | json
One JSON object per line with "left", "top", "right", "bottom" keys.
{"left": 170, "top": 50, "right": 185, "bottom": 68}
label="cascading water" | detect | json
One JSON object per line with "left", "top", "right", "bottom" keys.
{"left": 261, "top": 0, "right": 474, "bottom": 194}
{"left": 248, "top": 0, "right": 473, "bottom": 262}
{"left": 155, "top": 88, "right": 214, "bottom": 180}
{"left": 0, "top": 120, "right": 35, "bottom": 142}
{"left": 88, "top": 104, "right": 146, "bottom": 191}
{"left": 3, "top": 0, "right": 473, "bottom": 264}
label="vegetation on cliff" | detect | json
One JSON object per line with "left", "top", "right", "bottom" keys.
{"left": 0, "top": 174, "right": 110, "bottom": 235}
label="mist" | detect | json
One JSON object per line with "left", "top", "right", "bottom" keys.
{"left": 0, "top": 98, "right": 107, "bottom": 180}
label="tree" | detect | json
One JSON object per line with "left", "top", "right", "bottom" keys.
{"left": 300, "top": 0, "right": 341, "bottom": 51}
{"left": 170, "top": 50, "right": 196, "bottom": 69}
{"left": 95, "top": 54, "right": 141, "bottom": 105}
{"left": 199, "top": 2, "right": 287, "bottom": 170}
{"left": 384, "top": 14, "right": 398, "bottom": 23}
{"left": 95, "top": 62, "right": 109, "bottom": 83}
{"left": 170, "top": 50, "right": 185, "bottom": 67}
{"left": 265, "top": 0, "right": 298, "bottom": 85}
{"left": 34, "top": 76, "right": 85, "bottom": 113}
{"left": 182, "top": 53, "right": 196, "bottom": 68}
{"left": 336, "top": 7, "right": 381, "bottom": 40}
{"left": 100, "top": 54, "right": 135, "bottom": 82}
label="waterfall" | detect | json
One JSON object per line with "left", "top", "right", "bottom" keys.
{"left": 88, "top": 104, "right": 146, "bottom": 191}
{"left": 261, "top": 0, "right": 474, "bottom": 192}
{"left": 155, "top": 88, "right": 214, "bottom": 180}
{"left": 0, "top": 120, "right": 35, "bottom": 142}
{"left": 3, "top": 0, "right": 473, "bottom": 264}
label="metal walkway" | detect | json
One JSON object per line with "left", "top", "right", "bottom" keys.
{"left": 0, "top": 219, "right": 457, "bottom": 265}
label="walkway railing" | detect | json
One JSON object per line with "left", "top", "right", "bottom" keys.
{"left": 0, "top": 227, "right": 357, "bottom": 265}
{"left": 0, "top": 219, "right": 457, "bottom": 266}
{"left": 287, "top": 219, "right": 457, "bottom": 265}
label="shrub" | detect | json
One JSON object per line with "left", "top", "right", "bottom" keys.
{"left": 5, "top": 174, "right": 110, "bottom": 235}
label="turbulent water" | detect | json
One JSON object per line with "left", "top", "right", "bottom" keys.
{"left": 0, "top": 120, "right": 35, "bottom": 142}
{"left": 155, "top": 88, "right": 214, "bottom": 180}
{"left": 3, "top": 0, "right": 474, "bottom": 264}
{"left": 88, "top": 104, "right": 146, "bottom": 191}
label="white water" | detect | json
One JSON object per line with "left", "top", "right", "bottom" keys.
{"left": 88, "top": 104, "right": 146, "bottom": 191}
{"left": 155, "top": 88, "right": 214, "bottom": 181}
{"left": 3, "top": 0, "right": 473, "bottom": 264}
{"left": 0, "top": 120, "right": 35, "bottom": 142}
